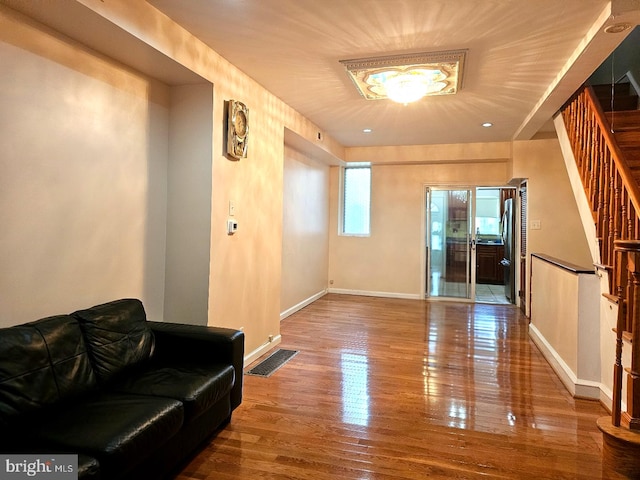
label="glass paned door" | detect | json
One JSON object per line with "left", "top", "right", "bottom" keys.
{"left": 426, "top": 188, "right": 474, "bottom": 299}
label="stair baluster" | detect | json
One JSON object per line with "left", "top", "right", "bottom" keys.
{"left": 561, "top": 84, "right": 640, "bottom": 430}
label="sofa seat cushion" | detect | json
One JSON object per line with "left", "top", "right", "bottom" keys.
{"left": 26, "top": 392, "right": 183, "bottom": 476}
{"left": 110, "top": 362, "right": 235, "bottom": 421}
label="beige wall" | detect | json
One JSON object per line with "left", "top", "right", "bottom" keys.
{"left": 329, "top": 138, "right": 593, "bottom": 302}
{"left": 0, "top": 7, "right": 170, "bottom": 324}
{"left": 328, "top": 158, "right": 510, "bottom": 297}
{"left": 280, "top": 146, "right": 330, "bottom": 316}
{"left": 0, "top": 1, "right": 601, "bottom": 367}
{"left": 0, "top": 1, "right": 339, "bottom": 359}
{"left": 164, "top": 84, "right": 213, "bottom": 325}
{"left": 346, "top": 142, "right": 512, "bottom": 164}
{"left": 512, "top": 138, "right": 593, "bottom": 315}
{"left": 83, "top": 0, "right": 343, "bottom": 357}
{"left": 513, "top": 138, "right": 593, "bottom": 268}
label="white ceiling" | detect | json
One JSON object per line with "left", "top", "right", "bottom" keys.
{"left": 146, "top": 0, "right": 637, "bottom": 147}
{"left": 3, "top": 0, "right": 638, "bottom": 149}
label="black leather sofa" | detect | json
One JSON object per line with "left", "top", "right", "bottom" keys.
{"left": 0, "top": 298, "right": 244, "bottom": 479}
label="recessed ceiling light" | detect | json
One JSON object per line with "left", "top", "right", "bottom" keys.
{"left": 363, "top": 128, "right": 372, "bottom": 133}
{"left": 482, "top": 122, "right": 493, "bottom": 128}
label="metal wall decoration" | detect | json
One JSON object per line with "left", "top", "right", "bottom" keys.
{"left": 227, "top": 100, "right": 249, "bottom": 159}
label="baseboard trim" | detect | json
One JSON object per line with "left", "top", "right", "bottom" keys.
{"left": 243, "top": 335, "right": 282, "bottom": 368}
{"left": 600, "top": 384, "right": 613, "bottom": 413}
{"left": 528, "top": 324, "right": 601, "bottom": 400}
{"left": 327, "top": 288, "right": 422, "bottom": 300}
{"left": 280, "top": 290, "right": 327, "bottom": 321}
{"left": 575, "top": 380, "right": 603, "bottom": 400}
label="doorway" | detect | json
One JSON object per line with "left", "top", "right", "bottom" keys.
{"left": 425, "top": 186, "right": 515, "bottom": 304}
{"left": 426, "top": 188, "right": 473, "bottom": 300}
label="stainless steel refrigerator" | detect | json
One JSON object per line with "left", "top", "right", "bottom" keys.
{"left": 500, "top": 198, "right": 516, "bottom": 303}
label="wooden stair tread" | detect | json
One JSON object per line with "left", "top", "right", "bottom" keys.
{"left": 607, "top": 110, "right": 640, "bottom": 130}
{"left": 605, "top": 96, "right": 639, "bottom": 112}
{"left": 592, "top": 83, "right": 639, "bottom": 112}
{"left": 592, "top": 83, "right": 635, "bottom": 96}
{"left": 603, "top": 292, "right": 620, "bottom": 304}
{"left": 621, "top": 150, "right": 640, "bottom": 168}
{"left": 625, "top": 155, "right": 640, "bottom": 168}
{"left": 614, "top": 130, "right": 640, "bottom": 147}
{"left": 623, "top": 148, "right": 640, "bottom": 159}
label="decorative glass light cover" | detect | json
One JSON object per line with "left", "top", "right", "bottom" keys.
{"left": 339, "top": 50, "right": 466, "bottom": 103}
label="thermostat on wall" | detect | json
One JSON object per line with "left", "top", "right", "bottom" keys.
{"left": 227, "top": 219, "right": 238, "bottom": 235}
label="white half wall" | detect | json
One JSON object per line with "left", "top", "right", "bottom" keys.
{"left": 529, "top": 255, "right": 601, "bottom": 399}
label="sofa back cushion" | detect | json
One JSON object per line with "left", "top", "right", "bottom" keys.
{"left": 0, "top": 315, "right": 96, "bottom": 427}
{"left": 32, "top": 315, "right": 98, "bottom": 398}
{"left": 72, "top": 299, "right": 154, "bottom": 383}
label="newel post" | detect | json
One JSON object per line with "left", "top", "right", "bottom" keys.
{"left": 614, "top": 240, "right": 640, "bottom": 430}
{"left": 625, "top": 247, "right": 640, "bottom": 430}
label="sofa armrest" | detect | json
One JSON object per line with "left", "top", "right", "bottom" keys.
{"left": 147, "top": 322, "right": 244, "bottom": 410}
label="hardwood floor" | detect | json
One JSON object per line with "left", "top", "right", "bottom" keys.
{"left": 177, "top": 294, "right": 608, "bottom": 479}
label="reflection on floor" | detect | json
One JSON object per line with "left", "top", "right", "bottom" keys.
{"left": 430, "top": 273, "right": 511, "bottom": 305}
{"left": 181, "top": 295, "right": 607, "bottom": 479}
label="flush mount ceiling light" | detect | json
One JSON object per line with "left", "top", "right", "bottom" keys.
{"left": 339, "top": 50, "right": 466, "bottom": 104}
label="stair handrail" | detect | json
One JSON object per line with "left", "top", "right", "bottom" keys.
{"left": 561, "top": 83, "right": 640, "bottom": 429}
{"left": 561, "top": 85, "right": 640, "bottom": 288}
{"left": 583, "top": 85, "right": 640, "bottom": 213}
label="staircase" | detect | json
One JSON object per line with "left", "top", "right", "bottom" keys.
{"left": 561, "top": 81, "right": 640, "bottom": 477}
{"left": 595, "top": 82, "right": 640, "bottom": 185}
{"left": 607, "top": 111, "right": 640, "bottom": 182}
{"left": 592, "top": 82, "right": 640, "bottom": 112}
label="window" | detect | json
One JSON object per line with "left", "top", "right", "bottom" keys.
{"left": 475, "top": 189, "right": 500, "bottom": 235}
{"left": 342, "top": 166, "right": 371, "bottom": 235}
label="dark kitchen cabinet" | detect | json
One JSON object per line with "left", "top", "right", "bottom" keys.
{"left": 476, "top": 244, "right": 504, "bottom": 284}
